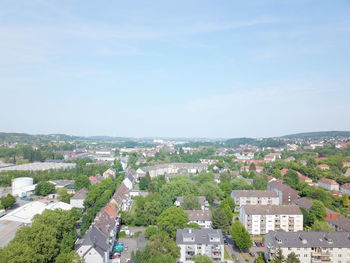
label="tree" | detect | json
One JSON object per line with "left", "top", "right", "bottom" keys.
{"left": 55, "top": 251, "right": 83, "bottom": 263}
{"left": 220, "top": 197, "right": 235, "bottom": 211}
{"left": 157, "top": 207, "right": 189, "bottom": 238}
{"left": 221, "top": 204, "right": 233, "bottom": 223}
{"left": 212, "top": 208, "right": 230, "bottom": 233}
{"left": 198, "top": 182, "right": 223, "bottom": 203}
{"left": 139, "top": 177, "right": 149, "bottom": 190}
{"left": 286, "top": 252, "right": 300, "bottom": 263}
{"left": 273, "top": 248, "right": 285, "bottom": 263}
{"left": 218, "top": 182, "right": 232, "bottom": 197}
{"left": 57, "top": 188, "right": 71, "bottom": 204}
{"left": 193, "top": 254, "right": 212, "bottom": 263}
{"left": 74, "top": 175, "right": 90, "bottom": 190}
{"left": 342, "top": 194, "right": 349, "bottom": 207}
{"left": 1, "top": 194, "right": 16, "bottom": 209}
{"left": 113, "top": 160, "right": 123, "bottom": 172}
{"left": 255, "top": 253, "right": 266, "bottom": 263}
{"left": 284, "top": 170, "right": 299, "bottom": 188}
{"left": 253, "top": 176, "right": 268, "bottom": 190}
{"left": 182, "top": 195, "right": 201, "bottom": 210}
{"left": 230, "top": 221, "right": 251, "bottom": 251}
{"left": 186, "top": 222, "right": 201, "bottom": 229}
{"left": 309, "top": 200, "right": 326, "bottom": 221}
{"left": 145, "top": 226, "right": 158, "bottom": 239}
{"left": 249, "top": 162, "right": 256, "bottom": 171}
{"left": 220, "top": 172, "right": 232, "bottom": 183}
{"left": 311, "top": 220, "right": 333, "bottom": 232}
{"left": 35, "top": 181, "right": 55, "bottom": 196}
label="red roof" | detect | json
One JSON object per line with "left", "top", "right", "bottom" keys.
{"left": 343, "top": 162, "right": 350, "bottom": 168}
{"left": 89, "top": 176, "right": 100, "bottom": 184}
{"left": 104, "top": 202, "right": 118, "bottom": 218}
{"left": 281, "top": 168, "right": 289, "bottom": 175}
{"left": 318, "top": 178, "right": 339, "bottom": 185}
{"left": 315, "top": 157, "right": 327, "bottom": 161}
{"left": 341, "top": 183, "right": 350, "bottom": 190}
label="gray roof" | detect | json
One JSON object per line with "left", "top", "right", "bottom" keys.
{"left": 293, "top": 197, "right": 337, "bottom": 215}
{"left": 266, "top": 230, "right": 350, "bottom": 248}
{"left": 50, "top": 179, "right": 75, "bottom": 188}
{"left": 268, "top": 181, "right": 298, "bottom": 194}
{"left": 231, "top": 190, "right": 278, "bottom": 198}
{"left": 185, "top": 210, "right": 212, "bottom": 221}
{"left": 176, "top": 196, "right": 207, "bottom": 206}
{"left": 242, "top": 205, "right": 302, "bottom": 215}
{"left": 140, "top": 163, "right": 208, "bottom": 172}
{"left": 328, "top": 216, "right": 350, "bottom": 232}
{"left": 75, "top": 225, "right": 109, "bottom": 257}
{"left": 71, "top": 188, "right": 88, "bottom": 200}
{"left": 176, "top": 228, "right": 224, "bottom": 245}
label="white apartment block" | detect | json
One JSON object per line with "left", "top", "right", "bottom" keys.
{"left": 265, "top": 231, "right": 350, "bottom": 263}
{"left": 176, "top": 228, "right": 224, "bottom": 263}
{"left": 240, "top": 205, "right": 303, "bottom": 235}
{"left": 231, "top": 190, "right": 280, "bottom": 211}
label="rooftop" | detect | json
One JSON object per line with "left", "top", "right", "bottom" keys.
{"left": 231, "top": 190, "right": 278, "bottom": 198}
{"left": 184, "top": 210, "right": 212, "bottom": 221}
{"left": 0, "top": 162, "right": 76, "bottom": 172}
{"left": 242, "top": 205, "right": 302, "bottom": 215}
{"left": 176, "top": 228, "right": 224, "bottom": 245}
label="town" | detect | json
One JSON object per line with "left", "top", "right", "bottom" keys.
{"left": 0, "top": 131, "right": 350, "bottom": 263}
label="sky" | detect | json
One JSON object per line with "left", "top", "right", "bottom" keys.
{"left": 0, "top": 0, "right": 350, "bottom": 138}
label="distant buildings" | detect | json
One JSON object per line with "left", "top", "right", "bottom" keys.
{"left": 0, "top": 162, "right": 76, "bottom": 172}
{"left": 136, "top": 163, "right": 208, "bottom": 179}
{"left": 176, "top": 228, "right": 224, "bottom": 263}
{"left": 340, "top": 183, "right": 350, "bottom": 196}
{"left": 231, "top": 190, "right": 280, "bottom": 211}
{"left": 239, "top": 205, "right": 303, "bottom": 235}
{"left": 265, "top": 231, "right": 350, "bottom": 263}
{"left": 317, "top": 178, "right": 339, "bottom": 191}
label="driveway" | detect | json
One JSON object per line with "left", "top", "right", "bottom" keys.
{"left": 118, "top": 227, "right": 147, "bottom": 263}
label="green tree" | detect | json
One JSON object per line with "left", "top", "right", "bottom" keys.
{"left": 55, "top": 251, "right": 83, "bottom": 263}
{"left": 35, "top": 181, "right": 56, "bottom": 196}
{"left": 284, "top": 170, "right": 299, "bottom": 188}
{"left": 182, "top": 195, "right": 201, "bottom": 210}
{"left": 255, "top": 253, "right": 266, "bottom": 263}
{"left": 157, "top": 207, "right": 189, "bottom": 238}
{"left": 139, "top": 177, "right": 149, "bottom": 190}
{"left": 219, "top": 182, "right": 232, "bottom": 197}
{"left": 273, "top": 248, "right": 285, "bottom": 263}
{"left": 309, "top": 200, "right": 326, "bottom": 221}
{"left": 57, "top": 188, "right": 71, "bottom": 204}
{"left": 74, "top": 175, "right": 90, "bottom": 190}
{"left": 145, "top": 226, "right": 158, "bottom": 239}
{"left": 311, "top": 220, "right": 333, "bottom": 232}
{"left": 1, "top": 194, "right": 16, "bottom": 209}
{"left": 286, "top": 252, "right": 300, "bottom": 263}
{"left": 193, "top": 254, "right": 212, "bottom": 263}
{"left": 113, "top": 160, "right": 123, "bottom": 172}
{"left": 230, "top": 221, "right": 251, "bottom": 251}
{"left": 342, "top": 194, "right": 349, "bottom": 207}
{"left": 186, "top": 222, "right": 201, "bottom": 229}
{"left": 253, "top": 175, "right": 268, "bottom": 190}
{"left": 212, "top": 208, "right": 230, "bottom": 233}
{"left": 220, "top": 196, "right": 235, "bottom": 211}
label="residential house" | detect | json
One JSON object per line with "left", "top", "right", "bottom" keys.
{"left": 318, "top": 164, "right": 330, "bottom": 170}
{"left": 111, "top": 183, "right": 131, "bottom": 211}
{"left": 239, "top": 205, "right": 303, "bottom": 235}
{"left": 184, "top": 210, "right": 212, "bottom": 228}
{"left": 293, "top": 197, "right": 339, "bottom": 220}
{"left": 230, "top": 190, "right": 280, "bottom": 211}
{"left": 264, "top": 153, "right": 281, "bottom": 162}
{"left": 317, "top": 178, "right": 339, "bottom": 191}
{"left": 240, "top": 165, "right": 264, "bottom": 173}
{"left": 327, "top": 216, "right": 350, "bottom": 232}
{"left": 89, "top": 176, "right": 101, "bottom": 185}
{"left": 176, "top": 228, "right": 224, "bottom": 263}
{"left": 175, "top": 196, "right": 209, "bottom": 211}
{"left": 199, "top": 159, "right": 218, "bottom": 165}
{"left": 70, "top": 188, "right": 89, "bottom": 209}
{"left": 265, "top": 230, "right": 350, "bottom": 263}
{"left": 103, "top": 168, "right": 116, "bottom": 179}
{"left": 343, "top": 162, "right": 350, "bottom": 168}
{"left": 268, "top": 181, "right": 299, "bottom": 205}
{"left": 340, "top": 183, "right": 350, "bottom": 196}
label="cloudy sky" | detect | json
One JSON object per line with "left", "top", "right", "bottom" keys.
{"left": 1, "top": 0, "right": 350, "bottom": 138}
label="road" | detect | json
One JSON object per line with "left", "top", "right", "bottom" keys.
{"left": 224, "top": 235, "right": 248, "bottom": 263}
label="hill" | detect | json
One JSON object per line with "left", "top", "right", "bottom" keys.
{"left": 281, "top": 131, "right": 350, "bottom": 139}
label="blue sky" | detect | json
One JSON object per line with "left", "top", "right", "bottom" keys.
{"left": 1, "top": 0, "right": 350, "bottom": 138}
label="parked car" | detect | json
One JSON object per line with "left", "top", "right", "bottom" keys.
{"left": 255, "top": 241, "right": 260, "bottom": 247}
{"left": 260, "top": 242, "right": 265, "bottom": 247}
{"left": 252, "top": 241, "right": 256, "bottom": 247}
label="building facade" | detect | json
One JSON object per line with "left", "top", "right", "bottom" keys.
{"left": 240, "top": 205, "right": 303, "bottom": 235}
{"left": 231, "top": 190, "right": 280, "bottom": 211}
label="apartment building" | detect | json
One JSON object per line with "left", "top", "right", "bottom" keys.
{"left": 265, "top": 230, "right": 350, "bottom": 263}
{"left": 240, "top": 205, "right": 303, "bottom": 235}
{"left": 231, "top": 190, "right": 280, "bottom": 211}
{"left": 184, "top": 210, "right": 212, "bottom": 228}
{"left": 176, "top": 228, "right": 224, "bottom": 263}
{"left": 268, "top": 181, "right": 299, "bottom": 205}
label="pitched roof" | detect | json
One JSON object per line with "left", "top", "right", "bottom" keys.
{"left": 231, "top": 190, "right": 278, "bottom": 198}
{"left": 318, "top": 178, "right": 339, "bottom": 185}
{"left": 184, "top": 210, "right": 212, "bottom": 221}
{"left": 112, "top": 183, "right": 129, "bottom": 205}
{"left": 327, "top": 216, "right": 350, "bottom": 231}
{"left": 71, "top": 188, "right": 88, "bottom": 200}
{"left": 75, "top": 225, "right": 109, "bottom": 257}
{"left": 268, "top": 181, "right": 298, "bottom": 194}
{"left": 104, "top": 202, "right": 118, "bottom": 219}
{"left": 340, "top": 183, "right": 350, "bottom": 190}
{"left": 242, "top": 205, "right": 302, "bottom": 215}
{"left": 176, "top": 228, "right": 224, "bottom": 245}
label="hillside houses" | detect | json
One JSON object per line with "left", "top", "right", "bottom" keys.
{"left": 317, "top": 178, "right": 339, "bottom": 191}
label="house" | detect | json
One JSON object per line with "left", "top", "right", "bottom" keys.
{"left": 240, "top": 165, "right": 264, "bottom": 173}
{"left": 265, "top": 231, "right": 350, "bottom": 263}
{"left": 70, "top": 188, "right": 89, "bottom": 209}
{"left": 281, "top": 169, "right": 312, "bottom": 184}
{"left": 103, "top": 168, "right": 116, "bottom": 179}
{"left": 293, "top": 197, "right": 339, "bottom": 220}
{"left": 49, "top": 180, "right": 75, "bottom": 193}
{"left": 317, "top": 178, "right": 339, "bottom": 191}
{"left": 340, "top": 183, "right": 350, "bottom": 196}
{"left": 318, "top": 164, "right": 330, "bottom": 170}
{"left": 234, "top": 152, "right": 254, "bottom": 160}
{"left": 230, "top": 190, "right": 280, "bottom": 211}
{"left": 327, "top": 216, "right": 350, "bottom": 232}
{"left": 111, "top": 183, "right": 131, "bottom": 211}
{"left": 75, "top": 225, "right": 109, "bottom": 263}
{"left": 239, "top": 205, "right": 303, "bottom": 235}
{"left": 136, "top": 163, "right": 208, "bottom": 179}
{"left": 184, "top": 210, "right": 212, "bottom": 228}
{"left": 268, "top": 181, "right": 298, "bottom": 205}
{"left": 343, "top": 162, "right": 350, "bottom": 168}
{"left": 284, "top": 156, "right": 295, "bottom": 162}
{"left": 335, "top": 142, "right": 349, "bottom": 149}
{"left": 199, "top": 159, "right": 218, "bottom": 165}
{"left": 176, "top": 228, "right": 224, "bottom": 263}
{"left": 264, "top": 153, "right": 281, "bottom": 162}
{"left": 89, "top": 176, "right": 101, "bottom": 185}
{"left": 175, "top": 196, "right": 209, "bottom": 211}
